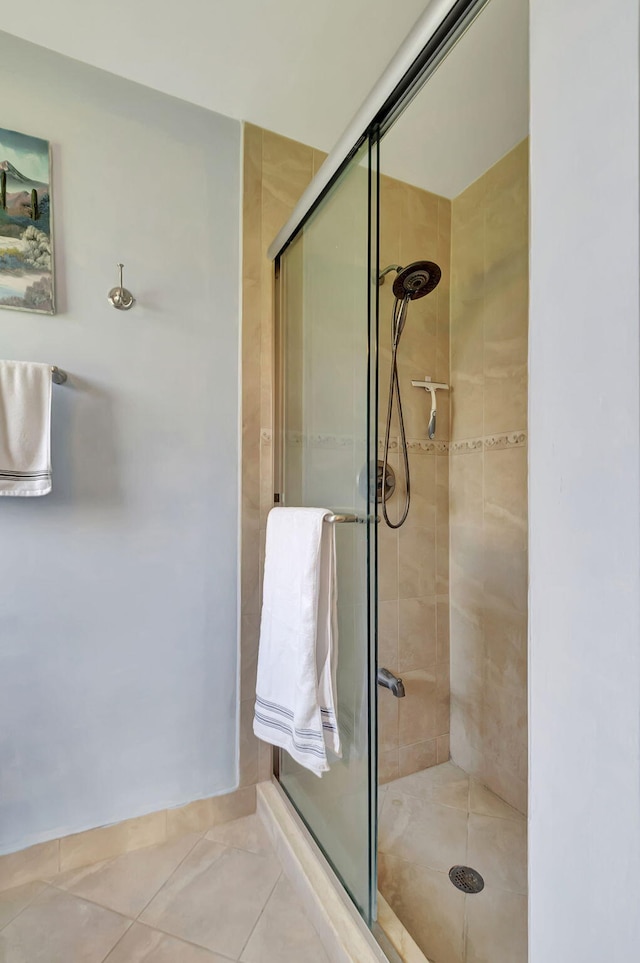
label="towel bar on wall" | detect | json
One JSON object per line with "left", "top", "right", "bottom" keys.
{"left": 51, "top": 366, "right": 67, "bottom": 385}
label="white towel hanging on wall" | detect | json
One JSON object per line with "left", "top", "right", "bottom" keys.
{"left": 0, "top": 361, "right": 53, "bottom": 496}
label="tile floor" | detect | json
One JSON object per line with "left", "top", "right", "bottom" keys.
{"left": 0, "top": 769, "right": 526, "bottom": 963}
{"left": 378, "top": 762, "right": 527, "bottom": 963}
{"left": 0, "top": 814, "right": 330, "bottom": 963}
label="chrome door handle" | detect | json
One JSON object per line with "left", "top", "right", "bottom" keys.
{"left": 324, "top": 513, "right": 381, "bottom": 524}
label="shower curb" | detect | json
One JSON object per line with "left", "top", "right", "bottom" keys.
{"left": 257, "top": 781, "right": 429, "bottom": 963}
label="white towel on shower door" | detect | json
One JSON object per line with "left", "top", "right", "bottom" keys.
{"left": 0, "top": 361, "right": 52, "bottom": 496}
{"left": 253, "top": 507, "right": 341, "bottom": 776}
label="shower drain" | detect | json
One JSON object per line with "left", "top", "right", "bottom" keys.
{"left": 448, "top": 865, "right": 485, "bottom": 894}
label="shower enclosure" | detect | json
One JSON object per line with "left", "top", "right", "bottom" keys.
{"left": 268, "top": 0, "right": 528, "bottom": 959}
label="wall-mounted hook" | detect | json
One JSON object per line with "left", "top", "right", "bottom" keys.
{"left": 108, "top": 263, "right": 135, "bottom": 310}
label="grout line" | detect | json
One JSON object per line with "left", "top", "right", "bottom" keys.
{"left": 0, "top": 879, "right": 52, "bottom": 933}
{"left": 236, "top": 869, "right": 282, "bottom": 961}
{"left": 130, "top": 833, "right": 280, "bottom": 959}
{"left": 133, "top": 914, "right": 239, "bottom": 960}
{"left": 98, "top": 918, "right": 135, "bottom": 963}
{"left": 49, "top": 834, "right": 212, "bottom": 929}
{"left": 44, "top": 882, "right": 139, "bottom": 921}
{"left": 462, "top": 797, "right": 471, "bottom": 957}
{"left": 462, "top": 890, "right": 470, "bottom": 961}
{"left": 395, "top": 736, "right": 439, "bottom": 750}
{"left": 133, "top": 832, "right": 205, "bottom": 922}
{"left": 20, "top": 886, "right": 137, "bottom": 952}
{"left": 100, "top": 917, "right": 239, "bottom": 963}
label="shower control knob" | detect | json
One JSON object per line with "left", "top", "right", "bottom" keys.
{"left": 378, "top": 461, "right": 396, "bottom": 499}
{"left": 357, "top": 461, "right": 396, "bottom": 500}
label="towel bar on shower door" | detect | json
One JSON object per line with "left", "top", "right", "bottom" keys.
{"left": 324, "top": 513, "right": 379, "bottom": 524}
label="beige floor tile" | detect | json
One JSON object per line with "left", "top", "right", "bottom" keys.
{"left": 240, "top": 875, "right": 329, "bottom": 963}
{"left": 380, "top": 762, "right": 528, "bottom": 962}
{"left": 205, "top": 814, "right": 273, "bottom": 856}
{"left": 465, "top": 886, "right": 527, "bottom": 963}
{"left": 104, "top": 921, "right": 232, "bottom": 962}
{"left": 379, "top": 853, "right": 465, "bottom": 963}
{"left": 52, "top": 833, "right": 200, "bottom": 919}
{"left": 140, "top": 839, "right": 280, "bottom": 959}
{"left": 469, "top": 779, "right": 524, "bottom": 821}
{"left": 467, "top": 813, "right": 527, "bottom": 894}
{"left": 0, "top": 886, "right": 131, "bottom": 962}
{"left": 0, "top": 879, "right": 47, "bottom": 930}
{"left": 390, "top": 761, "right": 470, "bottom": 811}
{"left": 379, "top": 789, "right": 468, "bottom": 872}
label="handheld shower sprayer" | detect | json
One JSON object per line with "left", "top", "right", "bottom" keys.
{"left": 378, "top": 261, "right": 442, "bottom": 528}
{"left": 426, "top": 385, "right": 437, "bottom": 440}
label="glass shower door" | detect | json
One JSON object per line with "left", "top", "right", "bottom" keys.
{"left": 275, "top": 139, "right": 378, "bottom": 922}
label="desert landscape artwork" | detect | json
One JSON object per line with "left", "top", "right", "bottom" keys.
{"left": 0, "top": 127, "right": 54, "bottom": 314}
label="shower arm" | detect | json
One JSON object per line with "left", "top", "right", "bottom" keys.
{"left": 378, "top": 264, "right": 403, "bottom": 285}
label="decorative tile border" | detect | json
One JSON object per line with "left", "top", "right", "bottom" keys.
{"left": 484, "top": 431, "right": 527, "bottom": 451}
{"left": 263, "top": 428, "right": 527, "bottom": 454}
{"left": 406, "top": 439, "right": 449, "bottom": 455}
{"left": 311, "top": 433, "right": 355, "bottom": 450}
{"left": 279, "top": 431, "right": 356, "bottom": 450}
{"left": 378, "top": 437, "right": 450, "bottom": 454}
{"left": 453, "top": 431, "right": 528, "bottom": 454}
{"left": 450, "top": 438, "right": 483, "bottom": 454}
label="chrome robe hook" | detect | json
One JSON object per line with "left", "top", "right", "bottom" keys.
{"left": 108, "top": 263, "right": 135, "bottom": 310}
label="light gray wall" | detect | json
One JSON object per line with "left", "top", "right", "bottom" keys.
{"left": 0, "top": 32, "right": 241, "bottom": 854}
{"left": 529, "top": 0, "right": 640, "bottom": 958}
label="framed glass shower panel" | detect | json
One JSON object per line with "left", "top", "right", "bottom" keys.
{"left": 275, "top": 137, "right": 379, "bottom": 923}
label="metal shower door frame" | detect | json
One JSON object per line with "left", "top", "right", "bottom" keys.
{"left": 271, "top": 128, "right": 381, "bottom": 924}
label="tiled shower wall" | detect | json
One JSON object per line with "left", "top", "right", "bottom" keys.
{"left": 449, "top": 139, "right": 529, "bottom": 814}
{"left": 242, "top": 133, "right": 454, "bottom": 791}
{"left": 377, "top": 175, "right": 452, "bottom": 782}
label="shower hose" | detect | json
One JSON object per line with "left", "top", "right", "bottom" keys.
{"left": 381, "top": 293, "right": 411, "bottom": 529}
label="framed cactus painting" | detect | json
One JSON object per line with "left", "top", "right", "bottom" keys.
{"left": 0, "top": 127, "right": 54, "bottom": 314}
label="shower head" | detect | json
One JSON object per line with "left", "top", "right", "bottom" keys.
{"left": 392, "top": 260, "right": 441, "bottom": 300}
